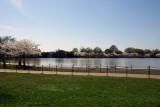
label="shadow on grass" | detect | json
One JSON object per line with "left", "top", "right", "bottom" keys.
{"left": 0, "top": 93, "right": 15, "bottom": 105}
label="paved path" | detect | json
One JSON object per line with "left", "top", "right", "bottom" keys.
{"left": 0, "top": 69, "right": 160, "bottom": 79}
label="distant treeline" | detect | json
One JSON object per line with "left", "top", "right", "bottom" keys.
{"left": 42, "top": 50, "right": 74, "bottom": 58}
{"left": 41, "top": 45, "right": 160, "bottom": 58}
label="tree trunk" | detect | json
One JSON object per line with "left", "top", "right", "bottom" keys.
{"left": 19, "top": 56, "right": 22, "bottom": 66}
{"left": 23, "top": 56, "right": 26, "bottom": 68}
{"left": 2, "top": 57, "right": 6, "bottom": 68}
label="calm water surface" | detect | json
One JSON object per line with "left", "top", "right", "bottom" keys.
{"left": 5, "top": 58, "right": 160, "bottom": 68}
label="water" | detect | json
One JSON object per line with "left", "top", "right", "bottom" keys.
{"left": 4, "top": 58, "right": 160, "bottom": 68}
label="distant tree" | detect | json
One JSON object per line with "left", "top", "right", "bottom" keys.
{"left": 151, "top": 49, "right": 160, "bottom": 57}
{"left": 0, "top": 36, "right": 15, "bottom": 44}
{"left": 93, "top": 47, "right": 102, "bottom": 53}
{"left": 55, "top": 50, "right": 66, "bottom": 58}
{"left": 66, "top": 52, "right": 74, "bottom": 58}
{"left": 42, "top": 52, "right": 50, "bottom": 58}
{"left": 110, "top": 45, "right": 118, "bottom": 52}
{"left": 85, "top": 47, "right": 92, "bottom": 53}
{"left": 125, "top": 47, "right": 135, "bottom": 53}
{"left": 80, "top": 46, "right": 85, "bottom": 52}
{"left": 153, "top": 49, "right": 160, "bottom": 54}
{"left": 104, "top": 49, "right": 113, "bottom": 54}
{"left": 72, "top": 48, "right": 78, "bottom": 53}
{"left": 115, "top": 50, "right": 122, "bottom": 54}
{"left": 144, "top": 49, "right": 151, "bottom": 54}
{"left": 134, "top": 49, "right": 145, "bottom": 55}
{"left": 53, "top": 50, "right": 74, "bottom": 58}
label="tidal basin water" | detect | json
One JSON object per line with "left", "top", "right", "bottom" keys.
{"left": 5, "top": 58, "right": 160, "bottom": 68}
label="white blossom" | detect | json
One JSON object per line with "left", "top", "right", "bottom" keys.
{"left": 0, "top": 39, "right": 41, "bottom": 57}
{"left": 13, "top": 39, "right": 41, "bottom": 56}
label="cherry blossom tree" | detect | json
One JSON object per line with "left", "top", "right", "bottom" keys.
{"left": 0, "top": 36, "right": 16, "bottom": 67}
{"left": 13, "top": 39, "right": 41, "bottom": 67}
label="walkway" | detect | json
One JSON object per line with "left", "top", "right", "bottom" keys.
{"left": 0, "top": 69, "right": 160, "bottom": 79}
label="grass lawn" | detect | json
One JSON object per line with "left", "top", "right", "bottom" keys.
{"left": 0, "top": 73, "right": 160, "bottom": 106}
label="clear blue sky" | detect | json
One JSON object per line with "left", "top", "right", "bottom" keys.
{"left": 0, "top": 0, "right": 160, "bottom": 52}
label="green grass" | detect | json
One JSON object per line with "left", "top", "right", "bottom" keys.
{"left": 0, "top": 73, "right": 160, "bottom": 106}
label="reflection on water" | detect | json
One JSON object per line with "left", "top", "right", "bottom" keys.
{"left": 3, "top": 58, "right": 160, "bottom": 67}
{"left": 5, "top": 58, "right": 41, "bottom": 65}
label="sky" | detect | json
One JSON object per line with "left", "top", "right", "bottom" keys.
{"left": 0, "top": 0, "right": 160, "bottom": 52}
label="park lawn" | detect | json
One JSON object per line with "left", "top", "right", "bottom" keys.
{"left": 0, "top": 73, "right": 160, "bottom": 107}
